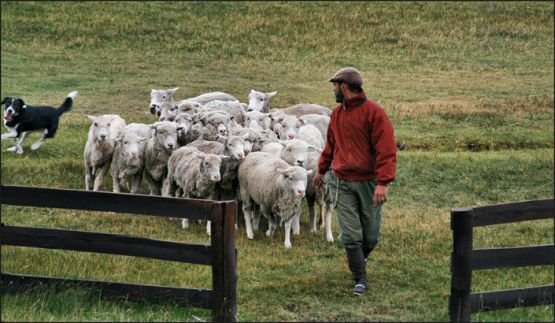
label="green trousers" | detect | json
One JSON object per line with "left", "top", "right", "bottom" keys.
{"left": 328, "top": 171, "right": 383, "bottom": 250}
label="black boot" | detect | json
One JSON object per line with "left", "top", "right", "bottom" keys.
{"left": 345, "top": 247, "right": 368, "bottom": 296}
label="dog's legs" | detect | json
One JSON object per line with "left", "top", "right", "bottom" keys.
{"left": 1, "top": 130, "right": 18, "bottom": 141}
{"left": 31, "top": 129, "right": 48, "bottom": 151}
{"left": 7, "top": 131, "right": 28, "bottom": 154}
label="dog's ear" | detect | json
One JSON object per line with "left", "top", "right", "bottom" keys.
{"left": 1, "top": 97, "right": 7, "bottom": 105}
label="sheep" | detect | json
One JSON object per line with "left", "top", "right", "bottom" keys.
{"left": 181, "top": 92, "right": 237, "bottom": 105}
{"left": 110, "top": 123, "right": 150, "bottom": 194}
{"left": 260, "top": 139, "right": 316, "bottom": 168}
{"left": 233, "top": 127, "right": 279, "bottom": 154}
{"left": 84, "top": 114, "right": 126, "bottom": 191}
{"left": 296, "top": 124, "right": 325, "bottom": 149}
{"left": 164, "top": 146, "right": 227, "bottom": 234}
{"left": 193, "top": 110, "right": 234, "bottom": 141}
{"left": 176, "top": 100, "right": 204, "bottom": 116}
{"left": 298, "top": 114, "right": 330, "bottom": 139}
{"left": 144, "top": 121, "right": 178, "bottom": 195}
{"left": 281, "top": 103, "right": 331, "bottom": 117}
{"left": 149, "top": 87, "right": 179, "bottom": 116}
{"left": 186, "top": 134, "right": 248, "bottom": 198}
{"left": 245, "top": 110, "right": 272, "bottom": 130}
{"left": 277, "top": 114, "right": 303, "bottom": 141}
{"left": 174, "top": 114, "right": 195, "bottom": 146}
{"left": 158, "top": 101, "right": 179, "bottom": 122}
{"left": 293, "top": 147, "right": 334, "bottom": 242}
{"left": 239, "top": 152, "right": 312, "bottom": 248}
{"left": 203, "top": 100, "right": 247, "bottom": 126}
{"left": 246, "top": 89, "right": 277, "bottom": 112}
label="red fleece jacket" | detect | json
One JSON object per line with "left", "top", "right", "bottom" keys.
{"left": 318, "top": 91, "right": 397, "bottom": 186}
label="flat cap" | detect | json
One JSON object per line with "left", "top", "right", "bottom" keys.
{"left": 329, "top": 67, "right": 363, "bottom": 86}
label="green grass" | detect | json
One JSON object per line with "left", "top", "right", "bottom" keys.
{"left": 1, "top": 1, "right": 553, "bottom": 322}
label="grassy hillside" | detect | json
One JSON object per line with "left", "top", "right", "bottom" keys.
{"left": 1, "top": 1, "right": 553, "bottom": 322}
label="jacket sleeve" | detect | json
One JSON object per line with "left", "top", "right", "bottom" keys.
{"left": 318, "top": 110, "right": 335, "bottom": 175}
{"left": 370, "top": 107, "right": 397, "bottom": 186}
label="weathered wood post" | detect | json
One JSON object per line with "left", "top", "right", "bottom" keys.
{"left": 449, "top": 208, "right": 473, "bottom": 322}
{"left": 211, "top": 201, "right": 237, "bottom": 322}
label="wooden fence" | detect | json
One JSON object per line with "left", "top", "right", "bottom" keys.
{"left": 449, "top": 198, "right": 554, "bottom": 322}
{"left": 0, "top": 185, "right": 237, "bottom": 322}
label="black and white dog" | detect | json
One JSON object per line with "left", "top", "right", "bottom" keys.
{"left": 1, "top": 91, "right": 78, "bottom": 154}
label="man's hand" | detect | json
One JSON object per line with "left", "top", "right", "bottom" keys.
{"left": 373, "top": 184, "right": 388, "bottom": 207}
{"left": 314, "top": 173, "right": 326, "bottom": 188}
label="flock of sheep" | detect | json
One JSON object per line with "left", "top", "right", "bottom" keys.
{"left": 83, "top": 88, "right": 334, "bottom": 248}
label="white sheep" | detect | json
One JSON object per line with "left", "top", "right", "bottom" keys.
{"left": 149, "top": 87, "right": 179, "bottom": 116}
{"left": 144, "top": 121, "right": 178, "bottom": 195}
{"left": 238, "top": 152, "right": 312, "bottom": 248}
{"left": 203, "top": 100, "right": 246, "bottom": 126}
{"left": 233, "top": 127, "right": 279, "bottom": 154}
{"left": 298, "top": 114, "right": 330, "bottom": 139}
{"left": 164, "top": 146, "right": 227, "bottom": 234}
{"left": 84, "top": 114, "right": 126, "bottom": 191}
{"left": 246, "top": 89, "right": 277, "bottom": 112}
{"left": 297, "top": 124, "right": 325, "bottom": 149}
{"left": 110, "top": 123, "right": 150, "bottom": 194}
{"left": 245, "top": 110, "right": 272, "bottom": 130}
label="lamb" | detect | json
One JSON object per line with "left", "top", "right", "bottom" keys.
{"left": 164, "top": 146, "right": 226, "bottom": 233}
{"left": 144, "top": 121, "right": 178, "bottom": 195}
{"left": 186, "top": 134, "right": 248, "bottom": 199}
{"left": 110, "top": 123, "right": 150, "bottom": 194}
{"left": 246, "top": 89, "right": 277, "bottom": 112}
{"left": 238, "top": 152, "right": 312, "bottom": 248}
{"left": 296, "top": 147, "right": 334, "bottom": 242}
{"left": 84, "top": 114, "right": 126, "bottom": 191}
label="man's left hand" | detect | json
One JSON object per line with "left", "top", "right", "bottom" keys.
{"left": 373, "top": 184, "right": 388, "bottom": 207}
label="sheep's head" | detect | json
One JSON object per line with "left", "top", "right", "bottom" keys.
{"left": 247, "top": 89, "right": 277, "bottom": 112}
{"left": 200, "top": 153, "right": 226, "bottom": 183}
{"left": 159, "top": 101, "right": 178, "bottom": 122}
{"left": 280, "top": 115, "right": 302, "bottom": 141}
{"left": 150, "top": 121, "right": 177, "bottom": 151}
{"left": 88, "top": 115, "right": 116, "bottom": 143}
{"left": 150, "top": 87, "right": 178, "bottom": 116}
{"left": 220, "top": 133, "right": 249, "bottom": 160}
{"left": 276, "top": 166, "right": 312, "bottom": 198}
{"left": 118, "top": 132, "right": 146, "bottom": 160}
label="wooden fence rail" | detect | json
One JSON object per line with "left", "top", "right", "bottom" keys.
{"left": 449, "top": 198, "right": 554, "bottom": 322}
{"left": 0, "top": 185, "right": 237, "bottom": 322}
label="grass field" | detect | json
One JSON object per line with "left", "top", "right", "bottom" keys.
{"left": 1, "top": 1, "right": 554, "bottom": 322}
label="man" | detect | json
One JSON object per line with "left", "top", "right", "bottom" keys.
{"left": 314, "top": 67, "right": 397, "bottom": 296}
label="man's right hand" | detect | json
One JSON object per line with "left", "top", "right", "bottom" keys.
{"left": 314, "top": 173, "right": 326, "bottom": 188}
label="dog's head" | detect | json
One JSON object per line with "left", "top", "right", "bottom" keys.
{"left": 1, "top": 97, "right": 26, "bottom": 122}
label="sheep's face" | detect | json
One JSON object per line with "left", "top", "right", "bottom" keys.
{"left": 225, "top": 135, "right": 248, "bottom": 160}
{"left": 175, "top": 115, "right": 192, "bottom": 141}
{"left": 88, "top": 115, "right": 114, "bottom": 143}
{"left": 151, "top": 121, "right": 177, "bottom": 151}
{"left": 245, "top": 111, "right": 271, "bottom": 130}
{"left": 159, "top": 102, "right": 178, "bottom": 122}
{"left": 150, "top": 88, "right": 178, "bottom": 116}
{"left": 277, "top": 166, "right": 312, "bottom": 198}
{"left": 281, "top": 139, "right": 309, "bottom": 167}
{"left": 247, "top": 89, "right": 276, "bottom": 112}
{"left": 280, "top": 116, "right": 302, "bottom": 141}
{"left": 201, "top": 154, "right": 223, "bottom": 183}
{"left": 119, "top": 132, "right": 145, "bottom": 160}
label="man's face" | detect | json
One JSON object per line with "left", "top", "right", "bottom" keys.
{"left": 333, "top": 82, "right": 345, "bottom": 103}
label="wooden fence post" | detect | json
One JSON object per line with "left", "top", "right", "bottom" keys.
{"left": 449, "top": 208, "right": 473, "bottom": 322}
{"left": 211, "top": 202, "right": 237, "bottom": 322}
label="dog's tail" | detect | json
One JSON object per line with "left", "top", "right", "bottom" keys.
{"left": 57, "top": 91, "right": 78, "bottom": 116}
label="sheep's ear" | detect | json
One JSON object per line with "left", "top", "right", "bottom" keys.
{"left": 275, "top": 166, "right": 292, "bottom": 175}
{"left": 299, "top": 118, "right": 307, "bottom": 125}
{"left": 241, "top": 133, "right": 250, "bottom": 140}
{"left": 150, "top": 123, "right": 159, "bottom": 129}
{"left": 139, "top": 136, "right": 147, "bottom": 143}
{"left": 267, "top": 91, "right": 277, "bottom": 98}
{"left": 306, "top": 170, "right": 313, "bottom": 176}
{"left": 250, "top": 89, "right": 255, "bottom": 94}
{"left": 151, "top": 89, "right": 156, "bottom": 93}
{"left": 219, "top": 155, "right": 231, "bottom": 160}
{"left": 169, "top": 87, "right": 179, "bottom": 94}
{"left": 307, "top": 145, "right": 321, "bottom": 152}
{"left": 87, "top": 115, "right": 96, "bottom": 122}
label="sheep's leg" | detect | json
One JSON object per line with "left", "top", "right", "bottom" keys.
{"left": 324, "top": 202, "right": 334, "bottom": 242}
{"left": 242, "top": 198, "right": 255, "bottom": 239}
{"left": 85, "top": 166, "right": 94, "bottom": 190}
{"left": 30, "top": 129, "right": 48, "bottom": 151}
{"left": 130, "top": 174, "right": 142, "bottom": 194}
{"left": 180, "top": 191, "right": 191, "bottom": 229}
{"left": 266, "top": 217, "right": 277, "bottom": 237}
{"left": 144, "top": 171, "right": 160, "bottom": 195}
{"left": 292, "top": 208, "right": 301, "bottom": 236}
{"left": 306, "top": 197, "right": 317, "bottom": 232}
{"left": 252, "top": 204, "right": 261, "bottom": 231}
{"left": 284, "top": 218, "right": 293, "bottom": 248}
{"left": 112, "top": 173, "right": 121, "bottom": 193}
{"left": 93, "top": 164, "right": 109, "bottom": 191}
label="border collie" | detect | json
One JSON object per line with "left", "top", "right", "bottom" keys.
{"left": 1, "top": 91, "right": 78, "bottom": 154}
